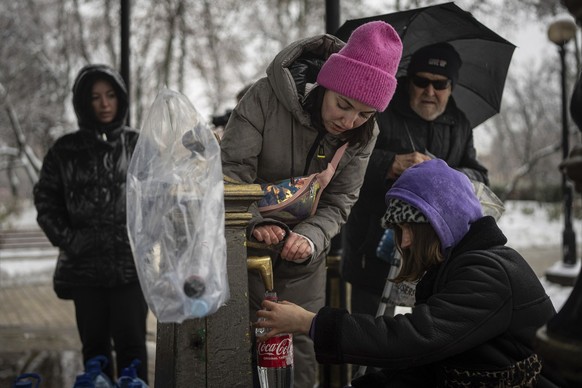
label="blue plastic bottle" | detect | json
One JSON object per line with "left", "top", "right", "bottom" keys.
{"left": 116, "top": 359, "right": 148, "bottom": 388}
{"left": 12, "top": 372, "right": 41, "bottom": 388}
{"left": 72, "top": 373, "right": 95, "bottom": 388}
{"left": 73, "top": 355, "right": 115, "bottom": 388}
{"left": 376, "top": 229, "right": 396, "bottom": 263}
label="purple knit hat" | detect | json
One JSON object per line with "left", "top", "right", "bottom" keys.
{"left": 384, "top": 159, "right": 483, "bottom": 252}
{"left": 317, "top": 21, "right": 402, "bottom": 112}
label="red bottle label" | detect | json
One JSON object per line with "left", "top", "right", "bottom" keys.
{"left": 257, "top": 333, "right": 293, "bottom": 368}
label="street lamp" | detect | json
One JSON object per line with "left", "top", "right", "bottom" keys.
{"left": 535, "top": 73, "right": 582, "bottom": 388}
{"left": 547, "top": 18, "right": 578, "bottom": 276}
{"left": 562, "top": 0, "right": 582, "bottom": 25}
{"left": 534, "top": 5, "right": 582, "bottom": 386}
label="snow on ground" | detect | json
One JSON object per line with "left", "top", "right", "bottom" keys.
{"left": 1, "top": 200, "right": 579, "bottom": 311}
{"left": 497, "top": 201, "right": 578, "bottom": 249}
{"left": 2, "top": 201, "right": 39, "bottom": 230}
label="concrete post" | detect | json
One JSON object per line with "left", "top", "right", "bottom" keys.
{"left": 154, "top": 181, "right": 264, "bottom": 387}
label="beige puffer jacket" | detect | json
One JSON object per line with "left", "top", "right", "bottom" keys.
{"left": 221, "top": 33, "right": 378, "bottom": 265}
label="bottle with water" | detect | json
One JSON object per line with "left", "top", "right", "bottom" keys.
{"left": 376, "top": 228, "right": 396, "bottom": 263}
{"left": 73, "top": 355, "right": 114, "bottom": 388}
{"left": 116, "top": 359, "right": 148, "bottom": 388}
{"left": 255, "top": 291, "right": 294, "bottom": 388}
{"left": 12, "top": 372, "right": 41, "bottom": 388}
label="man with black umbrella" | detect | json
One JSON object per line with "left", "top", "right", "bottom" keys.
{"left": 342, "top": 42, "right": 490, "bottom": 318}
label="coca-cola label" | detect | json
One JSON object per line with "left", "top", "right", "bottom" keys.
{"left": 257, "top": 334, "right": 293, "bottom": 368}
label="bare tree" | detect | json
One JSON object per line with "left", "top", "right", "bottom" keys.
{"left": 0, "top": 1, "right": 74, "bottom": 198}
{"left": 482, "top": 57, "right": 568, "bottom": 200}
{"left": 0, "top": 0, "right": 575, "bottom": 204}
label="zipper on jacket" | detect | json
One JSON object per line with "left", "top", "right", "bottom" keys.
{"left": 317, "top": 144, "right": 325, "bottom": 159}
{"left": 304, "top": 131, "right": 326, "bottom": 175}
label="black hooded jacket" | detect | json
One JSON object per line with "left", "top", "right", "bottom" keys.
{"left": 33, "top": 65, "right": 139, "bottom": 298}
{"left": 316, "top": 217, "right": 561, "bottom": 387}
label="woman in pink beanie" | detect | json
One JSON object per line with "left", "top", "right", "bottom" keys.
{"left": 221, "top": 21, "right": 402, "bottom": 387}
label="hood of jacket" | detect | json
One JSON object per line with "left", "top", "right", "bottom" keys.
{"left": 72, "top": 64, "right": 129, "bottom": 135}
{"left": 265, "top": 34, "right": 345, "bottom": 128}
{"left": 385, "top": 159, "right": 483, "bottom": 252}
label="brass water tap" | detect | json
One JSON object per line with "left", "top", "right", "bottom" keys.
{"left": 247, "top": 256, "right": 273, "bottom": 291}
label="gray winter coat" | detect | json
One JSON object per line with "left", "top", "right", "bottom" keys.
{"left": 221, "top": 33, "right": 378, "bottom": 315}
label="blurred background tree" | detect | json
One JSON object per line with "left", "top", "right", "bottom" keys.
{"left": 0, "top": 0, "right": 578, "bottom": 209}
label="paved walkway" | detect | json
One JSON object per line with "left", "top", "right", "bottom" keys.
{"left": 0, "top": 284, "right": 158, "bottom": 348}
{"left": 0, "top": 283, "right": 158, "bottom": 386}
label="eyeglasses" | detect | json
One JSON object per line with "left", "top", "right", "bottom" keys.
{"left": 411, "top": 75, "right": 451, "bottom": 91}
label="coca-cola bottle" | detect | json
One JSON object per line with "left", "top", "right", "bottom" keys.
{"left": 255, "top": 291, "right": 294, "bottom": 388}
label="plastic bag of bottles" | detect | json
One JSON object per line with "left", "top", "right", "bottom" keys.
{"left": 127, "top": 88, "right": 229, "bottom": 323}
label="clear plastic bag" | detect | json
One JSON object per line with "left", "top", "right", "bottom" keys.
{"left": 471, "top": 180, "right": 505, "bottom": 221}
{"left": 127, "top": 88, "right": 229, "bottom": 323}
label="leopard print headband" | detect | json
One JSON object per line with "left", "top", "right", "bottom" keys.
{"left": 382, "top": 198, "right": 428, "bottom": 228}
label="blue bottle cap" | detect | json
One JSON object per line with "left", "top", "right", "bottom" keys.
{"left": 190, "top": 299, "right": 210, "bottom": 317}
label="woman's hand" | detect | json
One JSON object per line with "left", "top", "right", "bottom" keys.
{"left": 281, "top": 232, "right": 312, "bottom": 262}
{"left": 252, "top": 224, "right": 287, "bottom": 245}
{"left": 255, "top": 300, "right": 316, "bottom": 341}
{"left": 252, "top": 226, "right": 311, "bottom": 262}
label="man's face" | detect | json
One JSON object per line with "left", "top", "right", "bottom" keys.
{"left": 408, "top": 72, "right": 452, "bottom": 121}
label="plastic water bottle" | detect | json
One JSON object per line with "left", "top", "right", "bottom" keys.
{"left": 116, "top": 359, "right": 148, "bottom": 388}
{"left": 72, "top": 373, "right": 96, "bottom": 388}
{"left": 73, "top": 355, "right": 114, "bottom": 388}
{"left": 256, "top": 291, "right": 294, "bottom": 388}
{"left": 376, "top": 229, "right": 396, "bottom": 263}
{"left": 12, "top": 372, "right": 41, "bottom": 388}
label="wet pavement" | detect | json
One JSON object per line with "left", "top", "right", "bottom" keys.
{"left": 0, "top": 283, "right": 157, "bottom": 387}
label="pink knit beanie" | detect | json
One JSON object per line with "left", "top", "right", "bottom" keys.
{"left": 317, "top": 21, "right": 402, "bottom": 112}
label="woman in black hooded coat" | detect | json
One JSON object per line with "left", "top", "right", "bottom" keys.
{"left": 33, "top": 64, "right": 148, "bottom": 383}
{"left": 255, "top": 159, "right": 564, "bottom": 387}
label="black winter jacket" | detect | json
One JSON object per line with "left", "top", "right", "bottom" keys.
{"left": 316, "top": 217, "right": 562, "bottom": 387}
{"left": 33, "top": 65, "right": 139, "bottom": 298}
{"left": 342, "top": 80, "right": 489, "bottom": 294}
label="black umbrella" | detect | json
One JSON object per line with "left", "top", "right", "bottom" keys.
{"left": 335, "top": 2, "right": 516, "bottom": 129}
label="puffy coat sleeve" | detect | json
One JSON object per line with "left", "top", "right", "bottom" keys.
{"left": 220, "top": 80, "right": 277, "bottom": 235}
{"left": 221, "top": 79, "right": 378, "bottom": 259}
{"left": 221, "top": 81, "right": 269, "bottom": 184}
{"left": 33, "top": 146, "right": 74, "bottom": 249}
{"left": 313, "top": 252, "right": 512, "bottom": 368}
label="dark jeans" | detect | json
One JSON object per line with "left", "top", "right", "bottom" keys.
{"left": 72, "top": 282, "right": 149, "bottom": 383}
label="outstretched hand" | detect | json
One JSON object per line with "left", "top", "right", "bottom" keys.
{"left": 255, "top": 300, "right": 316, "bottom": 341}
